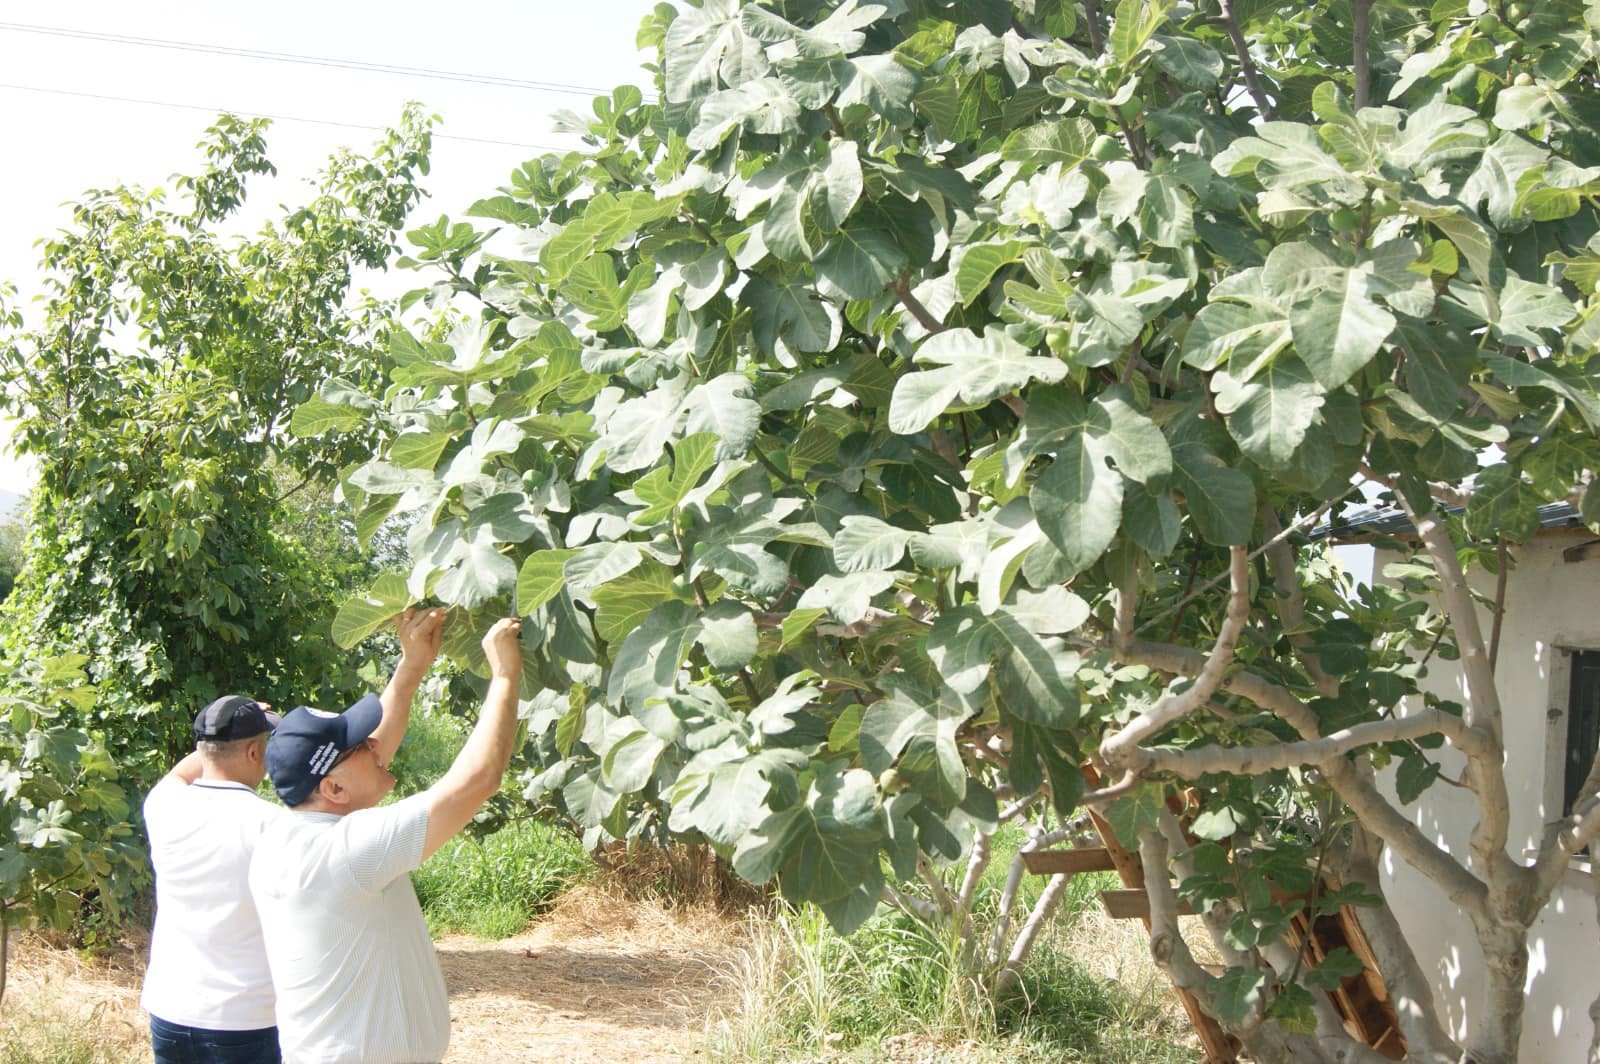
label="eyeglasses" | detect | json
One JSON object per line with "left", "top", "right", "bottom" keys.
{"left": 327, "top": 738, "right": 374, "bottom": 773}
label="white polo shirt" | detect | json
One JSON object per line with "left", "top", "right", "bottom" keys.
{"left": 141, "top": 776, "right": 283, "bottom": 1030}
{"left": 248, "top": 793, "right": 448, "bottom": 1064}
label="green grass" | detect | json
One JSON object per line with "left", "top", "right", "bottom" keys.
{"left": 390, "top": 702, "right": 592, "bottom": 938}
{"left": 411, "top": 816, "right": 591, "bottom": 938}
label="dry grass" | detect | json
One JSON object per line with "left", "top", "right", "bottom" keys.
{"left": 1058, "top": 905, "right": 1222, "bottom": 992}
{"left": 0, "top": 930, "right": 152, "bottom": 1064}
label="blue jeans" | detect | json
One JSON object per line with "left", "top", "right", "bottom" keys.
{"left": 149, "top": 1014, "right": 281, "bottom": 1064}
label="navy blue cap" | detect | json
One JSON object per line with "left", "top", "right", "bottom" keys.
{"left": 265, "top": 695, "right": 384, "bottom": 807}
{"left": 194, "top": 696, "right": 280, "bottom": 742}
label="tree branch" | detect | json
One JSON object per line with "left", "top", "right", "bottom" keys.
{"left": 1353, "top": 0, "right": 1374, "bottom": 110}
{"left": 1143, "top": 825, "right": 1404, "bottom": 1064}
{"left": 1135, "top": 496, "right": 1346, "bottom": 638}
{"left": 1536, "top": 746, "right": 1600, "bottom": 889}
{"left": 1115, "top": 637, "right": 1490, "bottom": 910}
{"left": 1489, "top": 537, "right": 1508, "bottom": 673}
{"left": 890, "top": 275, "right": 946, "bottom": 334}
{"left": 994, "top": 872, "right": 1072, "bottom": 995}
{"left": 956, "top": 824, "right": 994, "bottom": 916}
{"left": 998, "top": 791, "right": 1042, "bottom": 823}
{"left": 1138, "top": 827, "right": 1222, "bottom": 1005}
{"left": 1390, "top": 486, "right": 1516, "bottom": 884}
{"left": 1079, "top": 770, "right": 1146, "bottom": 806}
{"left": 1139, "top": 711, "right": 1488, "bottom": 779}
{"left": 881, "top": 882, "right": 939, "bottom": 921}
{"left": 1259, "top": 507, "right": 1339, "bottom": 697}
{"left": 1114, "top": 552, "right": 1139, "bottom": 656}
{"left": 989, "top": 824, "right": 1072, "bottom": 966}
{"left": 1219, "top": 0, "right": 1277, "bottom": 118}
{"left": 1083, "top": 0, "right": 1106, "bottom": 54}
{"left": 1101, "top": 546, "right": 1250, "bottom": 772}
{"left": 918, "top": 853, "right": 956, "bottom": 916}
{"left": 1335, "top": 843, "right": 1463, "bottom": 1062}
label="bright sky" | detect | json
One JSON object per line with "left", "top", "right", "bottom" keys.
{"left": 0, "top": 1, "right": 661, "bottom": 495}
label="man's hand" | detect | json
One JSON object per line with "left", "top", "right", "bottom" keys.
{"left": 482, "top": 617, "right": 523, "bottom": 680}
{"left": 395, "top": 607, "right": 446, "bottom": 669}
{"left": 371, "top": 608, "right": 446, "bottom": 765}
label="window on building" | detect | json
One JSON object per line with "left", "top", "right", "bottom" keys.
{"left": 1563, "top": 650, "right": 1600, "bottom": 818}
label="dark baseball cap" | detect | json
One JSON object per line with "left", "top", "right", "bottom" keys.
{"left": 193, "top": 696, "right": 280, "bottom": 742}
{"left": 265, "top": 695, "right": 384, "bottom": 807}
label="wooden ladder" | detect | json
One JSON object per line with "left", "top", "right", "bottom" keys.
{"left": 1023, "top": 803, "right": 1407, "bottom": 1061}
{"left": 1022, "top": 802, "right": 1242, "bottom": 1063}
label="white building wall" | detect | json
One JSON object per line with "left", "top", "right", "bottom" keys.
{"left": 1374, "top": 533, "right": 1600, "bottom": 1062}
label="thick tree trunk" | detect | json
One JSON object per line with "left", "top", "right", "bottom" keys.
{"left": 1461, "top": 917, "right": 1531, "bottom": 1064}
{"left": 1335, "top": 843, "right": 1462, "bottom": 1062}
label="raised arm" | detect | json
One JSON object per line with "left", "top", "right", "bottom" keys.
{"left": 166, "top": 751, "right": 205, "bottom": 785}
{"left": 422, "top": 618, "right": 523, "bottom": 860}
{"left": 369, "top": 607, "right": 446, "bottom": 766}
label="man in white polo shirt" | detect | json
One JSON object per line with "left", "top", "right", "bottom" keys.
{"left": 250, "top": 616, "right": 522, "bottom": 1064}
{"left": 142, "top": 695, "right": 283, "bottom": 1063}
{"left": 142, "top": 607, "right": 446, "bottom": 1064}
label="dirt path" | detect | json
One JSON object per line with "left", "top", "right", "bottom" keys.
{"left": 438, "top": 890, "right": 736, "bottom": 1062}
{"left": 0, "top": 889, "right": 740, "bottom": 1063}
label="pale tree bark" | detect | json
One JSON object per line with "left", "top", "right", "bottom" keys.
{"left": 994, "top": 872, "right": 1072, "bottom": 996}
{"left": 1100, "top": 546, "right": 1250, "bottom": 775}
{"left": 881, "top": 882, "right": 939, "bottom": 921}
{"left": 1118, "top": 635, "right": 1489, "bottom": 911}
{"left": 1137, "top": 711, "right": 1477, "bottom": 778}
{"left": 1388, "top": 492, "right": 1536, "bottom": 1064}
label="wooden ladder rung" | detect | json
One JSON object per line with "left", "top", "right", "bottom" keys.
{"left": 1100, "top": 888, "right": 1196, "bottom": 920}
{"left": 1021, "top": 847, "right": 1118, "bottom": 876}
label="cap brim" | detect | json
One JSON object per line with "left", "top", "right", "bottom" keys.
{"left": 341, "top": 694, "right": 384, "bottom": 747}
{"left": 261, "top": 709, "right": 282, "bottom": 731}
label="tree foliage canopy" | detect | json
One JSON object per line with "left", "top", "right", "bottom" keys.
{"left": 312, "top": 2, "right": 1600, "bottom": 1056}
{"left": 0, "top": 110, "right": 434, "bottom": 775}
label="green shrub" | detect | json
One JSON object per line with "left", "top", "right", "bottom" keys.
{"left": 388, "top": 696, "right": 467, "bottom": 797}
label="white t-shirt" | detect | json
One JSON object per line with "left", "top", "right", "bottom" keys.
{"left": 248, "top": 794, "right": 448, "bottom": 1064}
{"left": 141, "top": 776, "right": 283, "bottom": 1030}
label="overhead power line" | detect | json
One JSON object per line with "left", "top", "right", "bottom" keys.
{"left": 0, "top": 81, "right": 578, "bottom": 153}
{"left": 0, "top": 21, "right": 647, "bottom": 99}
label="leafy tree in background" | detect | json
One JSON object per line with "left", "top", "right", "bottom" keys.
{"left": 0, "top": 509, "right": 24, "bottom": 607}
{"left": 312, "top": 2, "right": 1600, "bottom": 1060}
{"left": 0, "top": 109, "right": 433, "bottom": 780}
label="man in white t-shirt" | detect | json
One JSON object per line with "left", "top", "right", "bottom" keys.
{"left": 250, "top": 616, "right": 522, "bottom": 1064}
{"left": 142, "top": 694, "right": 283, "bottom": 1063}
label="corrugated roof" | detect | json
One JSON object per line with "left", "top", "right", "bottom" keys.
{"left": 1313, "top": 502, "right": 1584, "bottom": 540}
